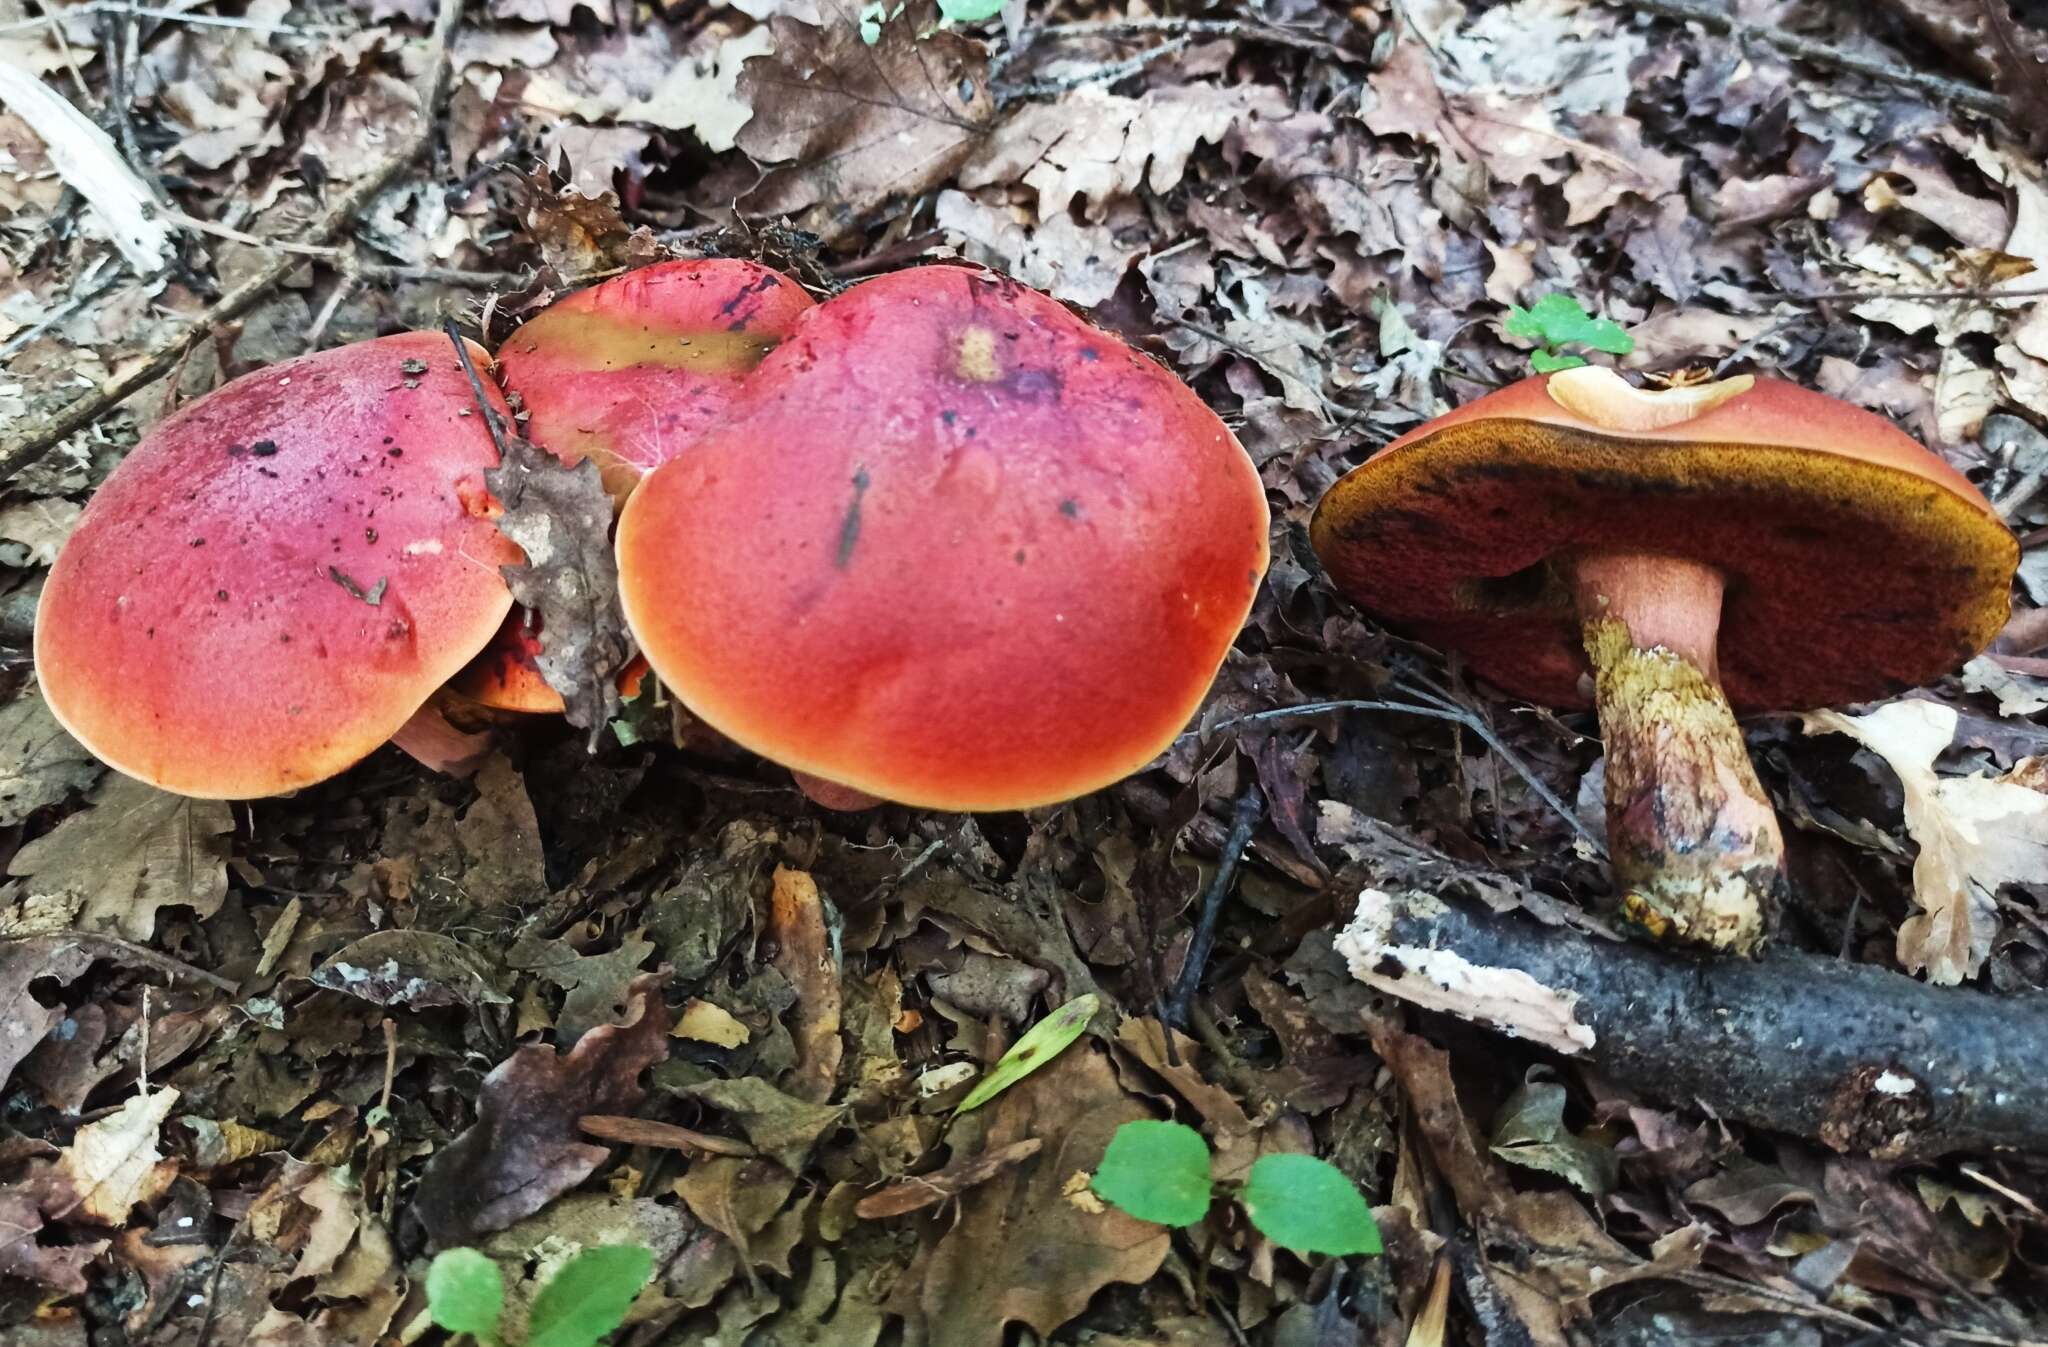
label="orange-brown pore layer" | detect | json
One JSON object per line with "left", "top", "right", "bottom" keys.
{"left": 450, "top": 609, "right": 650, "bottom": 714}
{"left": 1311, "top": 420, "right": 2017, "bottom": 711}
{"left": 36, "top": 333, "right": 521, "bottom": 798}
{"left": 617, "top": 265, "right": 1272, "bottom": 812}
{"left": 497, "top": 259, "right": 816, "bottom": 502}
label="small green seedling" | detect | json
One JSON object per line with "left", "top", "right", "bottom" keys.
{"left": 1505, "top": 293, "right": 1633, "bottom": 373}
{"left": 1091, "top": 1120, "right": 1382, "bottom": 1257}
{"left": 426, "top": 1244, "right": 654, "bottom": 1347}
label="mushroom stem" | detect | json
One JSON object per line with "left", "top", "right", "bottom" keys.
{"left": 1570, "top": 551, "right": 1781, "bottom": 955}
{"left": 791, "top": 769, "right": 883, "bottom": 811}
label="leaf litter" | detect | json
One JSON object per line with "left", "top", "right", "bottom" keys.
{"left": 5, "top": 0, "right": 2048, "bottom": 1341}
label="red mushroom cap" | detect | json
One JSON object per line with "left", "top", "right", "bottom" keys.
{"left": 35, "top": 332, "right": 523, "bottom": 798}
{"left": 496, "top": 259, "right": 817, "bottom": 501}
{"left": 1310, "top": 371, "right": 2017, "bottom": 710}
{"left": 614, "top": 265, "right": 1271, "bottom": 811}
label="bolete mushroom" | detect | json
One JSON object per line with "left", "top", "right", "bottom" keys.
{"left": 614, "top": 265, "right": 1271, "bottom": 811}
{"left": 1310, "top": 366, "right": 2017, "bottom": 954}
{"left": 495, "top": 257, "right": 817, "bottom": 503}
{"left": 36, "top": 332, "right": 523, "bottom": 798}
{"left": 455, "top": 258, "right": 816, "bottom": 716}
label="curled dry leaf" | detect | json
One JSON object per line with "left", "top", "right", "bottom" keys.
{"left": 36, "top": 1086, "right": 180, "bottom": 1225}
{"left": 1806, "top": 701, "right": 2048, "bottom": 984}
{"left": 484, "top": 432, "right": 636, "bottom": 737}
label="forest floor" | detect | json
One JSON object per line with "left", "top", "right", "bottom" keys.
{"left": 4, "top": 0, "right": 2048, "bottom": 1343}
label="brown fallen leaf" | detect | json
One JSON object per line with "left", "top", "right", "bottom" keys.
{"left": 410, "top": 972, "right": 671, "bottom": 1245}
{"left": 7, "top": 775, "right": 232, "bottom": 940}
{"left": 0, "top": 682, "right": 102, "bottom": 827}
{"left": 904, "top": 1041, "right": 1168, "bottom": 1347}
{"left": 768, "top": 866, "right": 842, "bottom": 1103}
{"left": 673, "top": 1155, "right": 796, "bottom": 1276}
{"left": 736, "top": 0, "right": 992, "bottom": 231}
{"left": 854, "top": 1138, "right": 1043, "bottom": 1219}
{"left": 668, "top": 1077, "right": 844, "bottom": 1171}
{"left": 959, "top": 83, "right": 1285, "bottom": 222}
{"left": 0, "top": 1190, "right": 107, "bottom": 1293}
{"left": 0, "top": 936, "right": 95, "bottom": 1095}
{"left": 578, "top": 1114, "right": 756, "bottom": 1157}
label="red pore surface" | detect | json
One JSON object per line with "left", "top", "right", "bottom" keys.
{"left": 496, "top": 259, "right": 816, "bottom": 501}
{"left": 36, "top": 332, "right": 522, "bottom": 798}
{"left": 616, "top": 265, "right": 1271, "bottom": 811}
{"left": 1310, "top": 372, "right": 2017, "bottom": 710}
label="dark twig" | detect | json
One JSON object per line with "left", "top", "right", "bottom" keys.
{"left": 1601, "top": 0, "right": 2011, "bottom": 121}
{"left": 1164, "top": 786, "right": 1263, "bottom": 1030}
{"left": 0, "top": 0, "right": 465, "bottom": 485}
{"left": 30, "top": 933, "right": 239, "bottom": 992}
{"left": 1193, "top": 695, "right": 1603, "bottom": 856}
{"left": 442, "top": 320, "right": 514, "bottom": 451}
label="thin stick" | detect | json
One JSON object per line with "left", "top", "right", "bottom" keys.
{"left": 0, "top": 0, "right": 465, "bottom": 485}
{"left": 1164, "top": 786, "right": 1263, "bottom": 1029}
{"left": 442, "top": 320, "right": 514, "bottom": 450}
{"left": 1196, "top": 695, "right": 1604, "bottom": 856}
{"left": 1010, "top": 16, "right": 1349, "bottom": 61}
{"left": 33, "top": 932, "right": 240, "bottom": 992}
{"left": 1601, "top": 0, "right": 2010, "bottom": 121}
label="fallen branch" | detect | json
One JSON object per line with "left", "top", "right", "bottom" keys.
{"left": 0, "top": 0, "right": 464, "bottom": 486}
{"left": 1322, "top": 888, "right": 2048, "bottom": 1157}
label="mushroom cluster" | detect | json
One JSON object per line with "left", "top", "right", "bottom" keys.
{"left": 35, "top": 261, "right": 1271, "bottom": 811}
{"left": 1312, "top": 366, "right": 2018, "bottom": 954}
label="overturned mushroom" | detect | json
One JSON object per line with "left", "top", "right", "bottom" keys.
{"left": 1310, "top": 367, "right": 2017, "bottom": 954}
{"left": 36, "top": 333, "right": 523, "bottom": 798}
{"left": 615, "top": 265, "right": 1271, "bottom": 811}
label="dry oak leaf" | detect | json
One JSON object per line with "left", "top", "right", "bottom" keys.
{"left": 959, "top": 83, "right": 1285, "bottom": 221}
{"left": 621, "top": 25, "right": 774, "bottom": 152}
{"left": 410, "top": 972, "right": 671, "bottom": 1245}
{"left": 737, "top": 3, "right": 992, "bottom": 224}
{"left": 1805, "top": 701, "right": 2048, "bottom": 984}
{"left": 6, "top": 774, "right": 231, "bottom": 940}
{"left": 935, "top": 189, "right": 1146, "bottom": 307}
{"left": 0, "top": 682, "right": 102, "bottom": 827}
